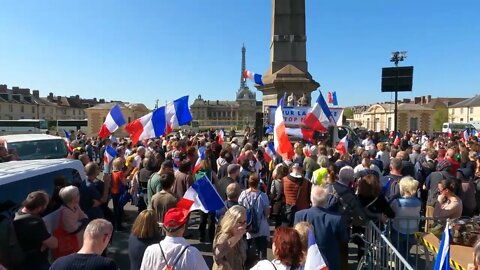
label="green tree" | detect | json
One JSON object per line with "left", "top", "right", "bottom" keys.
{"left": 433, "top": 107, "right": 448, "bottom": 132}
{"left": 344, "top": 108, "right": 354, "bottom": 119}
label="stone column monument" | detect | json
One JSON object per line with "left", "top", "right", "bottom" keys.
{"left": 256, "top": 0, "right": 319, "bottom": 109}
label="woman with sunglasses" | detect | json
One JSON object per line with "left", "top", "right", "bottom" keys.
{"left": 212, "top": 205, "right": 247, "bottom": 270}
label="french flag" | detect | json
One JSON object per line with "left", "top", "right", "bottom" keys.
{"left": 165, "top": 96, "right": 193, "bottom": 134}
{"left": 473, "top": 129, "right": 479, "bottom": 137}
{"left": 285, "top": 128, "right": 314, "bottom": 142}
{"left": 263, "top": 142, "right": 276, "bottom": 163}
{"left": 63, "top": 129, "right": 73, "bottom": 153}
{"left": 125, "top": 107, "right": 166, "bottom": 145}
{"left": 177, "top": 175, "right": 225, "bottom": 213}
{"left": 336, "top": 135, "right": 348, "bottom": 155}
{"left": 98, "top": 104, "right": 126, "bottom": 138}
{"left": 244, "top": 70, "right": 264, "bottom": 86}
{"left": 332, "top": 91, "right": 338, "bottom": 106}
{"left": 274, "top": 98, "right": 294, "bottom": 161}
{"left": 463, "top": 129, "right": 469, "bottom": 142}
{"left": 217, "top": 129, "right": 225, "bottom": 145}
{"left": 305, "top": 229, "right": 329, "bottom": 270}
{"left": 328, "top": 92, "right": 333, "bottom": 104}
{"left": 193, "top": 150, "right": 205, "bottom": 175}
{"left": 103, "top": 145, "right": 117, "bottom": 165}
{"left": 434, "top": 221, "right": 451, "bottom": 270}
{"left": 447, "top": 128, "right": 453, "bottom": 138}
{"left": 394, "top": 133, "right": 400, "bottom": 146}
{"left": 303, "top": 92, "right": 335, "bottom": 132}
{"left": 304, "top": 144, "right": 311, "bottom": 157}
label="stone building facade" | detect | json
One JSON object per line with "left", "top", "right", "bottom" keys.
{"left": 190, "top": 45, "right": 262, "bottom": 130}
{"left": 0, "top": 84, "right": 106, "bottom": 121}
{"left": 448, "top": 95, "right": 480, "bottom": 123}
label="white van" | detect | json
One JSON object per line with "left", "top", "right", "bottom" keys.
{"left": 0, "top": 159, "right": 86, "bottom": 206}
{"left": 441, "top": 122, "right": 476, "bottom": 133}
{"left": 0, "top": 134, "right": 68, "bottom": 160}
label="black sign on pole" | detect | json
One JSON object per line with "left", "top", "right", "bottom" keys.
{"left": 381, "top": 66, "right": 414, "bottom": 92}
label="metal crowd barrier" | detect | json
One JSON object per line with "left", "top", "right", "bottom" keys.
{"left": 364, "top": 220, "right": 414, "bottom": 270}
{"left": 383, "top": 216, "right": 449, "bottom": 270}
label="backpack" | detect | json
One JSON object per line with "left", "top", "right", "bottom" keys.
{"left": 159, "top": 243, "right": 190, "bottom": 270}
{"left": 246, "top": 192, "right": 262, "bottom": 234}
{"left": 382, "top": 176, "right": 400, "bottom": 202}
{"left": 0, "top": 201, "right": 25, "bottom": 269}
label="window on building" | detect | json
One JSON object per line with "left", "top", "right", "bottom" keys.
{"left": 63, "top": 109, "right": 67, "bottom": 114}
{"left": 32, "top": 106, "right": 35, "bottom": 113}
{"left": 460, "top": 118, "right": 464, "bottom": 122}
{"left": 387, "top": 117, "right": 392, "bottom": 131}
{"left": 366, "top": 118, "right": 370, "bottom": 130}
{"left": 375, "top": 118, "right": 380, "bottom": 131}
{"left": 470, "top": 118, "right": 474, "bottom": 121}
{"left": 470, "top": 107, "right": 474, "bottom": 114}
{"left": 460, "top": 108, "right": 464, "bottom": 114}
{"left": 410, "top": 117, "right": 418, "bottom": 131}
{"left": 51, "top": 108, "right": 54, "bottom": 114}
{"left": 73, "top": 109, "right": 76, "bottom": 115}
{"left": 42, "top": 107, "right": 45, "bottom": 114}
{"left": 128, "top": 117, "right": 131, "bottom": 123}
{"left": 9, "top": 104, "right": 13, "bottom": 112}
{"left": 21, "top": 105, "right": 24, "bottom": 113}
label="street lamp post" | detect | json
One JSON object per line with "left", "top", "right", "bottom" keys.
{"left": 390, "top": 51, "right": 407, "bottom": 134}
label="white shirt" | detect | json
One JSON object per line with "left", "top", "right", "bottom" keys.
{"left": 250, "top": 259, "right": 305, "bottom": 270}
{"left": 353, "top": 163, "right": 382, "bottom": 178}
{"left": 140, "top": 236, "right": 208, "bottom": 270}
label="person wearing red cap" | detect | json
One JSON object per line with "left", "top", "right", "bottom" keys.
{"left": 140, "top": 208, "right": 208, "bottom": 270}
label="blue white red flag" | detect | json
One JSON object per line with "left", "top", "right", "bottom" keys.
{"left": 193, "top": 150, "right": 205, "bottom": 175}
{"left": 63, "top": 129, "right": 70, "bottom": 143}
{"left": 125, "top": 107, "right": 166, "bottom": 145}
{"left": 217, "top": 129, "right": 225, "bottom": 145}
{"left": 177, "top": 175, "right": 225, "bottom": 213}
{"left": 434, "top": 221, "right": 450, "bottom": 270}
{"left": 447, "top": 128, "right": 453, "bottom": 138}
{"left": 98, "top": 104, "right": 126, "bottom": 138}
{"left": 244, "top": 70, "right": 264, "bottom": 86}
{"left": 328, "top": 92, "right": 333, "bottom": 104}
{"left": 165, "top": 96, "right": 193, "bottom": 134}
{"left": 332, "top": 91, "right": 338, "bottom": 106}
{"left": 103, "top": 145, "right": 117, "bottom": 165}
{"left": 394, "top": 133, "right": 401, "bottom": 146}
{"left": 263, "top": 142, "right": 276, "bottom": 163}
{"left": 305, "top": 228, "right": 329, "bottom": 270}
{"left": 473, "top": 129, "right": 479, "bottom": 137}
{"left": 285, "top": 127, "right": 314, "bottom": 142}
{"left": 463, "top": 129, "right": 469, "bottom": 142}
{"left": 303, "top": 92, "right": 335, "bottom": 132}
{"left": 274, "top": 98, "right": 294, "bottom": 160}
{"left": 336, "top": 135, "right": 348, "bottom": 155}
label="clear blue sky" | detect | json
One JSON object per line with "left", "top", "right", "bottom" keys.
{"left": 0, "top": 0, "right": 479, "bottom": 109}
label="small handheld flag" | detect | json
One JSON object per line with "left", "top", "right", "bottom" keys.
{"left": 433, "top": 221, "right": 450, "bottom": 270}
{"left": 177, "top": 175, "right": 225, "bottom": 213}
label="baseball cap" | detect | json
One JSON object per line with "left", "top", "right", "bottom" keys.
{"left": 163, "top": 208, "right": 189, "bottom": 232}
{"left": 227, "top": 164, "right": 240, "bottom": 174}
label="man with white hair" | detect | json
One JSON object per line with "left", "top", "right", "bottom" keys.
{"left": 50, "top": 219, "right": 117, "bottom": 270}
{"left": 303, "top": 145, "right": 320, "bottom": 179}
{"left": 294, "top": 186, "right": 349, "bottom": 270}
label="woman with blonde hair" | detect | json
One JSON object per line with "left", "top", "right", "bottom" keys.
{"left": 212, "top": 205, "right": 247, "bottom": 270}
{"left": 294, "top": 221, "right": 311, "bottom": 265}
{"left": 390, "top": 176, "right": 421, "bottom": 264}
{"left": 128, "top": 209, "right": 160, "bottom": 270}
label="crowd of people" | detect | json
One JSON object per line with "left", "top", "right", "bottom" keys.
{"left": 3, "top": 127, "right": 480, "bottom": 269}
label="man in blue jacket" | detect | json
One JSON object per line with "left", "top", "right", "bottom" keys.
{"left": 294, "top": 185, "right": 349, "bottom": 270}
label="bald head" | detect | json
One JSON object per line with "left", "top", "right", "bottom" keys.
{"left": 226, "top": 182, "right": 241, "bottom": 201}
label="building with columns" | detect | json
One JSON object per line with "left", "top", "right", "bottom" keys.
{"left": 190, "top": 45, "right": 262, "bottom": 129}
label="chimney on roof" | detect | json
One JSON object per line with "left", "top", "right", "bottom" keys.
{"left": 12, "top": 86, "right": 19, "bottom": 93}
{"left": 0, "top": 84, "right": 7, "bottom": 92}
{"left": 414, "top": 97, "right": 421, "bottom": 104}
{"left": 427, "top": 95, "right": 432, "bottom": 103}
{"left": 75, "top": 95, "right": 80, "bottom": 99}
{"left": 93, "top": 98, "right": 97, "bottom": 103}
{"left": 421, "top": 96, "right": 426, "bottom": 104}
{"left": 32, "top": 90, "right": 40, "bottom": 98}
{"left": 48, "top": 92, "right": 54, "bottom": 100}
{"left": 216, "top": 100, "right": 219, "bottom": 105}
{"left": 403, "top": 98, "right": 411, "bottom": 103}
{"left": 99, "top": 99, "right": 105, "bottom": 103}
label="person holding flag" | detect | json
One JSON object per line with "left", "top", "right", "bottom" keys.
{"left": 433, "top": 220, "right": 451, "bottom": 270}
{"left": 98, "top": 104, "right": 126, "bottom": 138}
